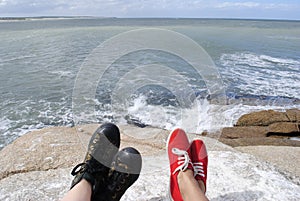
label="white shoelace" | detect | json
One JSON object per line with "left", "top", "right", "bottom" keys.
{"left": 193, "top": 162, "right": 205, "bottom": 178}
{"left": 171, "top": 148, "right": 192, "bottom": 175}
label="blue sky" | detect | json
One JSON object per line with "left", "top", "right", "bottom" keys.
{"left": 0, "top": 0, "right": 299, "bottom": 20}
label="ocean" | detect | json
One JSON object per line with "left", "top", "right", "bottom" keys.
{"left": 0, "top": 18, "right": 299, "bottom": 149}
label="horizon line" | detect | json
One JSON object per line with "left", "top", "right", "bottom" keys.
{"left": 0, "top": 16, "right": 299, "bottom": 22}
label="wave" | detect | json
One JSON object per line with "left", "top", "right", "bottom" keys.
{"left": 2, "top": 91, "right": 300, "bottom": 150}
{"left": 100, "top": 94, "right": 300, "bottom": 134}
{"left": 220, "top": 52, "right": 300, "bottom": 69}
{"left": 267, "top": 35, "right": 300, "bottom": 41}
{"left": 259, "top": 55, "right": 300, "bottom": 68}
{"left": 219, "top": 52, "right": 300, "bottom": 99}
{"left": 0, "top": 98, "right": 74, "bottom": 149}
{"left": 0, "top": 54, "right": 37, "bottom": 63}
{"left": 49, "top": 70, "right": 74, "bottom": 78}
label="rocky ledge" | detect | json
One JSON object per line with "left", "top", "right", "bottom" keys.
{"left": 218, "top": 109, "right": 300, "bottom": 147}
{"left": 0, "top": 109, "right": 300, "bottom": 200}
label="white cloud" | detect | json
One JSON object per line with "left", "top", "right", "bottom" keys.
{"left": 214, "top": 1, "right": 297, "bottom": 10}
{"left": 216, "top": 2, "right": 261, "bottom": 9}
{"left": 0, "top": 0, "right": 299, "bottom": 19}
{"left": 0, "top": 0, "right": 8, "bottom": 6}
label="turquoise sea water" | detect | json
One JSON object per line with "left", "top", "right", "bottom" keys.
{"left": 0, "top": 18, "right": 299, "bottom": 149}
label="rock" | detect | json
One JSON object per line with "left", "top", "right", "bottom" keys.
{"left": 1, "top": 149, "right": 300, "bottom": 201}
{"left": 124, "top": 115, "right": 148, "bottom": 128}
{"left": 236, "top": 146, "right": 300, "bottom": 181}
{"left": 221, "top": 109, "right": 300, "bottom": 146}
{"left": 286, "top": 109, "right": 300, "bottom": 122}
{"left": 236, "top": 110, "right": 289, "bottom": 126}
{"left": 268, "top": 122, "right": 300, "bottom": 136}
{"left": 221, "top": 126, "right": 268, "bottom": 139}
{"left": 0, "top": 123, "right": 229, "bottom": 182}
{"left": 219, "top": 137, "right": 300, "bottom": 147}
{"left": 0, "top": 168, "right": 71, "bottom": 201}
{"left": 0, "top": 124, "right": 300, "bottom": 200}
{"left": 0, "top": 124, "right": 98, "bottom": 180}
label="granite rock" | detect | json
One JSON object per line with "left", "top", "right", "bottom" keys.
{"left": 221, "top": 109, "right": 300, "bottom": 147}
{"left": 219, "top": 137, "right": 300, "bottom": 147}
{"left": 268, "top": 122, "right": 299, "bottom": 135}
{"left": 0, "top": 125, "right": 299, "bottom": 201}
{"left": 286, "top": 109, "right": 300, "bottom": 122}
{"left": 221, "top": 126, "right": 268, "bottom": 139}
{"left": 235, "top": 110, "right": 290, "bottom": 126}
{"left": 0, "top": 124, "right": 98, "bottom": 180}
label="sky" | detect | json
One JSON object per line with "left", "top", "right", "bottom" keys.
{"left": 0, "top": 0, "right": 300, "bottom": 20}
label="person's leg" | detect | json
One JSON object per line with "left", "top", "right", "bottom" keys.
{"left": 167, "top": 129, "right": 209, "bottom": 201}
{"left": 177, "top": 169, "right": 209, "bottom": 201}
{"left": 167, "top": 128, "right": 193, "bottom": 201}
{"left": 60, "top": 179, "right": 92, "bottom": 201}
{"left": 197, "top": 180, "right": 206, "bottom": 193}
{"left": 62, "top": 123, "right": 120, "bottom": 200}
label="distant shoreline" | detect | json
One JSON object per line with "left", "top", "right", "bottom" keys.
{"left": 0, "top": 16, "right": 110, "bottom": 21}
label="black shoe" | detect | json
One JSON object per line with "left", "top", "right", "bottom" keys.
{"left": 94, "top": 147, "right": 142, "bottom": 201}
{"left": 70, "top": 123, "right": 121, "bottom": 197}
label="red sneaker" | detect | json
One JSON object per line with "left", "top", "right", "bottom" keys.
{"left": 190, "top": 139, "right": 208, "bottom": 192}
{"left": 167, "top": 128, "right": 193, "bottom": 201}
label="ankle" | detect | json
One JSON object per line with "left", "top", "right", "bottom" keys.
{"left": 82, "top": 178, "right": 93, "bottom": 189}
{"left": 197, "top": 180, "right": 206, "bottom": 193}
{"left": 177, "top": 169, "right": 194, "bottom": 180}
{"left": 177, "top": 169, "right": 194, "bottom": 189}
{"left": 73, "top": 179, "right": 92, "bottom": 194}
{"left": 178, "top": 170, "right": 206, "bottom": 194}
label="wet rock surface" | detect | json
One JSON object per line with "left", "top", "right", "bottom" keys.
{"left": 220, "top": 109, "right": 300, "bottom": 147}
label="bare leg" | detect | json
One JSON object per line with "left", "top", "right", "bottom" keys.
{"left": 60, "top": 179, "right": 92, "bottom": 201}
{"left": 197, "top": 180, "right": 206, "bottom": 193}
{"left": 177, "top": 169, "right": 209, "bottom": 201}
